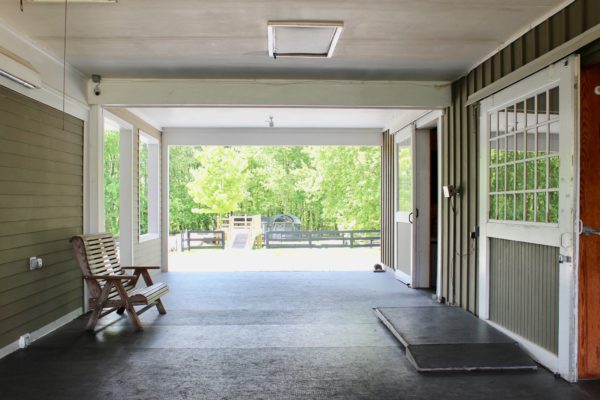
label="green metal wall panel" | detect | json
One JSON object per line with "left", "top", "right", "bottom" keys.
{"left": 489, "top": 238, "right": 559, "bottom": 353}
{"left": 442, "top": 0, "right": 600, "bottom": 314}
{"left": 0, "top": 85, "right": 83, "bottom": 349}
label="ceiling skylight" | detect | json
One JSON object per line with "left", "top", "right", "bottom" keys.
{"left": 267, "top": 21, "right": 343, "bottom": 59}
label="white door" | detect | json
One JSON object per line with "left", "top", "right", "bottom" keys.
{"left": 394, "top": 125, "right": 430, "bottom": 287}
{"left": 478, "top": 56, "right": 578, "bottom": 380}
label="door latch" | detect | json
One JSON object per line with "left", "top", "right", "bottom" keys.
{"left": 558, "top": 254, "right": 572, "bottom": 264}
{"left": 582, "top": 226, "right": 600, "bottom": 236}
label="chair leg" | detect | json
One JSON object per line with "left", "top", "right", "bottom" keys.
{"left": 116, "top": 307, "right": 126, "bottom": 315}
{"left": 86, "top": 306, "right": 102, "bottom": 331}
{"left": 125, "top": 303, "right": 143, "bottom": 331}
{"left": 156, "top": 299, "right": 167, "bottom": 315}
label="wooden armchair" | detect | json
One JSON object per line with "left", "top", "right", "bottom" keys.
{"left": 70, "top": 233, "right": 169, "bottom": 331}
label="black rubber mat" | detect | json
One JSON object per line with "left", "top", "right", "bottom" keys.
{"left": 375, "top": 306, "right": 538, "bottom": 372}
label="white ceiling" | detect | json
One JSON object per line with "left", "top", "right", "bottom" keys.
{"left": 126, "top": 107, "right": 415, "bottom": 129}
{"left": 0, "top": 0, "right": 566, "bottom": 80}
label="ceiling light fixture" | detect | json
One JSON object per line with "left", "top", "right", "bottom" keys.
{"left": 0, "top": 47, "right": 41, "bottom": 89}
{"left": 267, "top": 21, "right": 343, "bottom": 59}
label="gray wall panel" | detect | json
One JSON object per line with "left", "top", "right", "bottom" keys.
{"left": 442, "top": 0, "right": 600, "bottom": 314}
{"left": 489, "top": 238, "right": 559, "bottom": 354}
{"left": 0, "top": 85, "right": 83, "bottom": 349}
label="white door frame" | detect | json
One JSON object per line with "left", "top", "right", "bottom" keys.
{"left": 478, "top": 56, "right": 579, "bottom": 381}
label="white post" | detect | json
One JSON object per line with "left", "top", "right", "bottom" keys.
{"left": 86, "top": 105, "right": 104, "bottom": 233}
{"left": 161, "top": 141, "right": 170, "bottom": 272}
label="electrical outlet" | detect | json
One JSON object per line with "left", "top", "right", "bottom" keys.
{"left": 19, "top": 333, "right": 31, "bottom": 349}
{"left": 29, "top": 257, "right": 42, "bottom": 270}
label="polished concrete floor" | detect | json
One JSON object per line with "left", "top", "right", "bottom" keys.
{"left": 0, "top": 271, "right": 599, "bottom": 400}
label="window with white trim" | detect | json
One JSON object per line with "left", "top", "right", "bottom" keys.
{"left": 487, "top": 86, "right": 560, "bottom": 224}
{"left": 139, "top": 131, "right": 160, "bottom": 240}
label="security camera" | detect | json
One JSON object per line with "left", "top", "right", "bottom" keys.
{"left": 91, "top": 74, "right": 101, "bottom": 96}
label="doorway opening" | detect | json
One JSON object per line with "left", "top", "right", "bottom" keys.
{"left": 167, "top": 145, "right": 381, "bottom": 272}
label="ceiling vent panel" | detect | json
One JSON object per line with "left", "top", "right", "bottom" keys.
{"left": 267, "top": 21, "right": 343, "bottom": 59}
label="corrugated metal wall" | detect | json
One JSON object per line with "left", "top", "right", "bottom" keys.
{"left": 381, "top": 131, "right": 395, "bottom": 268}
{"left": 442, "top": 0, "right": 600, "bottom": 314}
{"left": 0, "top": 86, "right": 83, "bottom": 349}
{"left": 489, "top": 238, "right": 559, "bottom": 353}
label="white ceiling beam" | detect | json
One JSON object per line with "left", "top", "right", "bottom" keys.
{"left": 163, "top": 128, "right": 382, "bottom": 146}
{"left": 88, "top": 79, "right": 451, "bottom": 108}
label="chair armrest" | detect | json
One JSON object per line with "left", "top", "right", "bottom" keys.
{"left": 85, "top": 275, "right": 136, "bottom": 281}
{"left": 122, "top": 266, "right": 161, "bottom": 270}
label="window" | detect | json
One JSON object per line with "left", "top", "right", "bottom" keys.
{"left": 487, "top": 86, "right": 559, "bottom": 224}
{"left": 103, "top": 119, "right": 120, "bottom": 236}
{"left": 139, "top": 131, "right": 160, "bottom": 240}
{"left": 397, "top": 136, "right": 412, "bottom": 212}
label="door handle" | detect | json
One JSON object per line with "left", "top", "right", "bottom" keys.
{"left": 408, "top": 209, "right": 419, "bottom": 224}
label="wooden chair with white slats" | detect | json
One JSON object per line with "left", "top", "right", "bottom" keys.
{"left": 70, "top": 233, "right": 168, "bottom": 331}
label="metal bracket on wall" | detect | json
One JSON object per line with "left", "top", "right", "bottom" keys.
{"left": 582, "top": 226, "right": 600, "bottom": 236}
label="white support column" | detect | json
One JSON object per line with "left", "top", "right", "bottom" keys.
{"left": 161, "top": 142, "right": 169, "bottom": 272}
{"left": 86, "top": 105, "right": 104, "bottom": 233}
{"left": 119, "top": 127, "right": 135, "bottom": 266}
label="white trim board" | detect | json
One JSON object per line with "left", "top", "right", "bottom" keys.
{"left": 0, "top": 308, "right": 82, "bottom": 360}
{"left": 163, "top": 128, "right": 383, "bottom": 146}
{"left": 87, "top": 78, "right": 451, "bottom": 109}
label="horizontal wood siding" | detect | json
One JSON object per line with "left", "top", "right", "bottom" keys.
{"left": 489, "top": 238, "right": 559, "bottom": 353}
{"left": 0, "top": 85, "right": 83, "bottom": 349}
{"left": 134, "top": 238, "right": 162, "bottom": 266}
{"left": 443, "top": 0, "right": 600, "bottom": 314}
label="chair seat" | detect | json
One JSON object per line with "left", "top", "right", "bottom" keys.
{"left": 128, "top": 282, "right": 169, "bottom": 304}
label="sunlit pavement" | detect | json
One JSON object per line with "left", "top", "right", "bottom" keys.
{"left": 168, "top": 247, "right": 380, "bottom": 272}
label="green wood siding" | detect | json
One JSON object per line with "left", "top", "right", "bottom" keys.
{"left": 442, "top": 0, "right": 600, "bottom": 314}
{"left": 489, "top": 238, "right": 559, "bottom": 353}
{"left": 0, "top": 85, "right": 83, "bottom": 349}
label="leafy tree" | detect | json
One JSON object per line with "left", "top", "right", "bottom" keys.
{"left": 169, "top": 146, "right": 213, "bottom": 232}
{"left": 103, "top": 130, "right": 120, "bottom": 236}
{"left": 187, "top": 147, "right": 248, "bottom": 215}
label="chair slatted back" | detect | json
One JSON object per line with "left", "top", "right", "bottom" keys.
{"left": 71, "top": 233, "right": 134, "bottom": 299}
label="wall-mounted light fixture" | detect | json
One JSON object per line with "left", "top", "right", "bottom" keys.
{"left": 443, "top": 185, "right": 460, "bottom": 198}
{"left": 0, "top": 47, "right": 41, "bottom": 89}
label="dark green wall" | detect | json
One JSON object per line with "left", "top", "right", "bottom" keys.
{"left": 442, "top": 0, "right": 600, "bottom": 313}
{"left": 0, "top": 86, "right": 83, "bottom": 349}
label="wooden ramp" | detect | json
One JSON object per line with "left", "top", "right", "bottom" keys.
{"left": 374, "top": 306, "right": 537, "bottom": 372}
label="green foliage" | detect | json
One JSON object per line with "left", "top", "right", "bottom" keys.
{"left": 187, "top": 147, "right": 249, "bottom": 215}
{"left": 183, "top": 146, "right": 380, "bottom": 231}
{"left": 139, "top": 141, "right": 149, "bottom": 235}
{"left": 103, "top": 130, "right": 120, "bottom": 236}
{"left": 169, "top": 146, "right": 213, "bottom": 232}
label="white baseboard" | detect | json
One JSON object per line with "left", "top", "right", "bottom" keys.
{"left": 0, "top": 308, "right": 83, "bottom": 360}
{"left": 485, "top": 319, "right": 559, "bottom": 376}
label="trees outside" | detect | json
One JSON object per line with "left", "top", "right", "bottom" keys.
{"left": 103, "top": 130, "right": 120, "bottom": 236}
{"left": 182, "top": 146, "right": 380, "bottom": 232}
{"left": 103, "top": 144, "right": 381, "bottom": 235}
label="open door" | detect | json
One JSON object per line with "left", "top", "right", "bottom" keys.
{"left": 394, "top": 125, "right": 430, "bottom": 287}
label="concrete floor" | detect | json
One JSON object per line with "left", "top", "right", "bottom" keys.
{"left": 0, "top": 271, "right": 599, "bottom": 400}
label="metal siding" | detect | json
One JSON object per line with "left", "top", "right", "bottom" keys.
{"left": 0, "top": 85, "right": 83, "bottom": 349}
{"left": 441, "top": 0, "right": 600, "bottom": 315}
{"left": 380, "top": 131, "right": 395, "bottom": 268}
{"left": 489, "top": 238, "right": 559, "bottom": 354}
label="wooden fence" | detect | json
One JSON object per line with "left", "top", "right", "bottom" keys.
{"left": 180, "top": 230, "right": 225, "bottom": 250}
{"left": 265, "top": 230, "right": 380, "bottom": 249}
